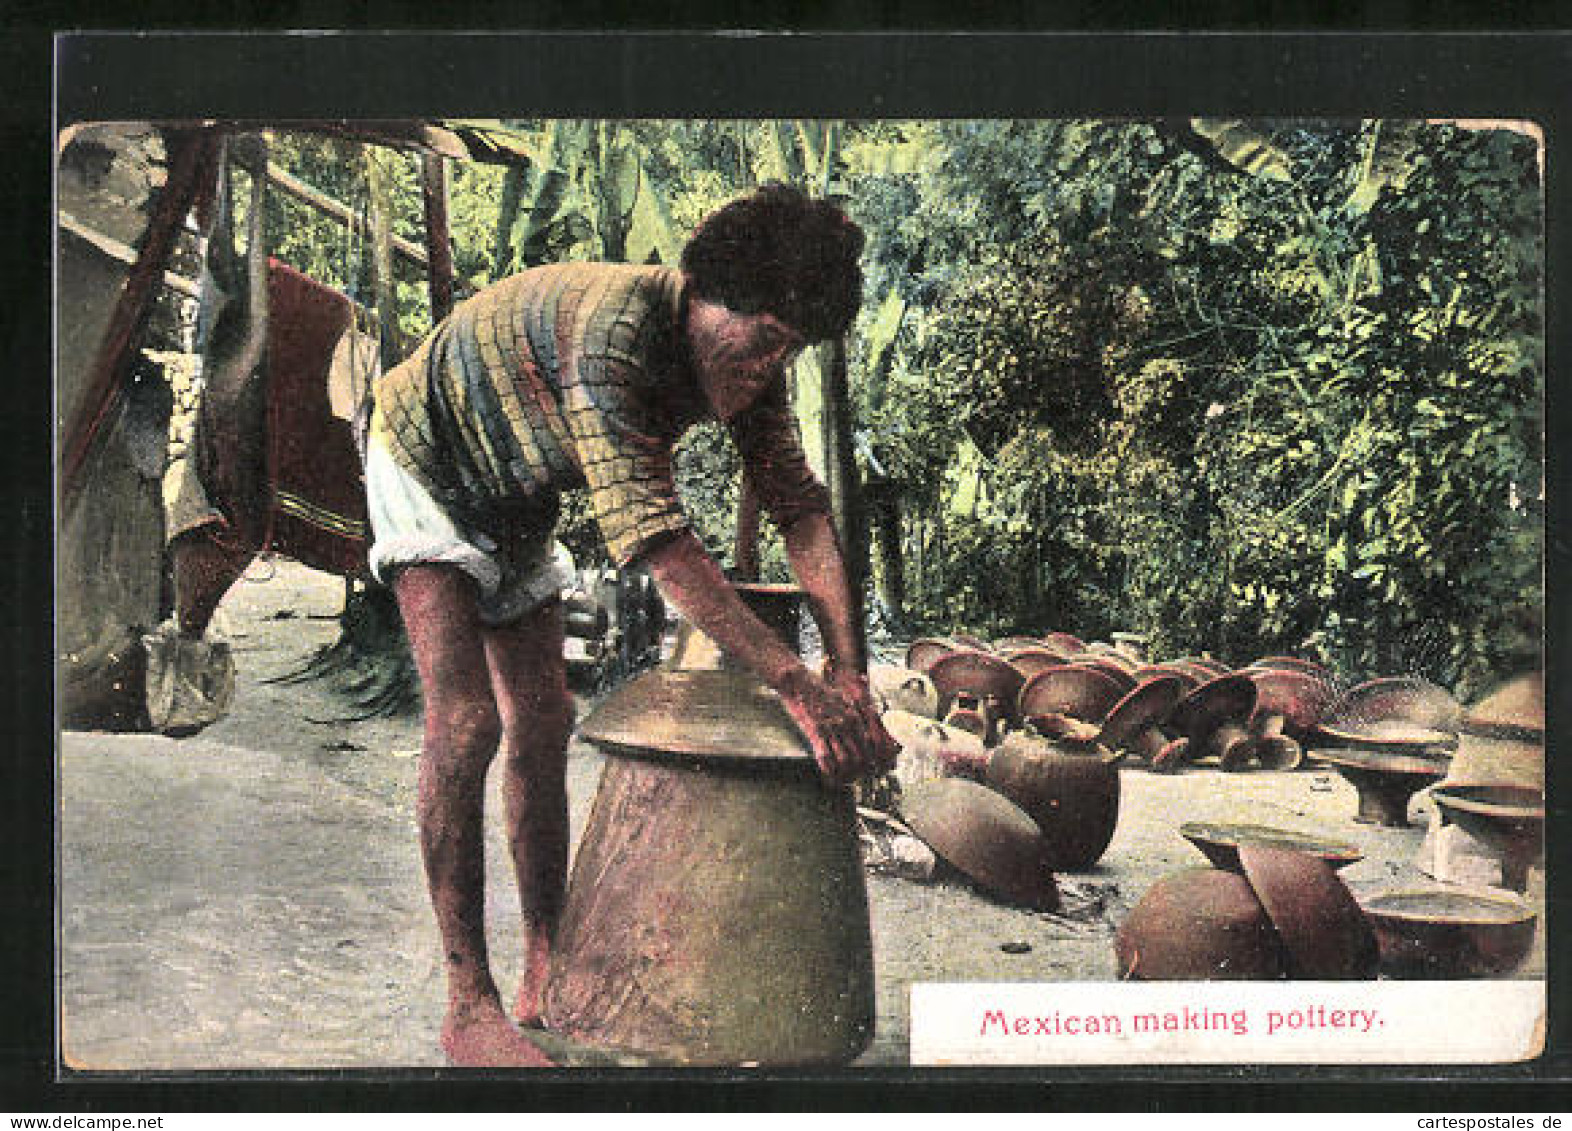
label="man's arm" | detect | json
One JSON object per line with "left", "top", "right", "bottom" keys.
{"left": 640, "top": 528, "right": 893, "bottom": 784}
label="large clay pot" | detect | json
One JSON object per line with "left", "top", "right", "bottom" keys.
{"left": 542, "top": 585, "right": 874, "bottom": 1066}
{"left": 985, "top": 732, "right": 1120, "bottom": 869}
{"left": 1115, "top": 868, "right": 1287, "bottom": 980}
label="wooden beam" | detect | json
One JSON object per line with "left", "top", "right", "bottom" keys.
{"left": 252, "top": 158, "right": 432, "bottom": 274}
{"left": 61, "top": 129, "right": 220, "bottom": 506}
{"left": 58, "top": 211, "right": 202, "bottom": 299}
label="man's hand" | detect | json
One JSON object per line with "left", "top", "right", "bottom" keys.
{"left": 823, "top": 664, "right": 899, "bottom": 777}
{"left": 775, "top": 666, "right": 898, "bottom": 786}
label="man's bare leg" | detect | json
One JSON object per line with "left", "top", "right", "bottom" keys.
{"left": 393, "top": 565, "right": 555, "bottom": 1068}
{"left": 483, "top": 599, "right": 572, "bottom": 1027}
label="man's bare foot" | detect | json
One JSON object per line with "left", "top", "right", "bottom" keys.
{"left": 441, "top": 999, "right": 557, "bottom": 1068}
{"left": 513, "top": 932, "right": 553, "bottom": 1028}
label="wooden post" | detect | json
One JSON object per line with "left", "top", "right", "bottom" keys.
{"left": 420, "top": 152, "right": 455, "bottom": 323}
{"left": 364, "top": 147, "right": 403, "bottom": 370}
{"left": 61, "top": 127, "right": 220, "bottom": 507}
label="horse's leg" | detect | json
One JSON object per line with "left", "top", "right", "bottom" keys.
{"left": 170, "top": 528, "right": 255, "bottom": 638}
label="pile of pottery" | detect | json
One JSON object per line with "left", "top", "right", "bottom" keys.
{"left": 1121, "top": 826, "right": 1538, "bottom": 980}
{"left": 1117, "top": 842, "right": 1379, "bottom": 980}
{"left": 884, "top": 634, "right": 1353, "bottom": 776}
{"left": 1304, "top": 676, "right": 1462, "bottom": 828}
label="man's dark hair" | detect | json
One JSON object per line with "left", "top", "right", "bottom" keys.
{"left": 680, "top": 183, "right": 865, "bottom": 342}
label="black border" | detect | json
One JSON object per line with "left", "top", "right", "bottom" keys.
{"left": 10, "top": 26, "right": 1571, "bottom": 1111}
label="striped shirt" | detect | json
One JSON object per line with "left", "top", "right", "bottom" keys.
{"left": 369, "top": 262, "right": 830, "bottom": 565}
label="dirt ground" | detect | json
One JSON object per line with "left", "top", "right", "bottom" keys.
{"left": 58, "top": 559, "right": 1546, "bottom": 1072}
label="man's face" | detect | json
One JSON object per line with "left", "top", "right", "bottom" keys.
{"left": 689, "top": 298, "right": 807, "bottom": 420}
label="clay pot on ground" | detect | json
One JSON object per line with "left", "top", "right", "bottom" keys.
{"left": 1178, "top": 821, "right": 1364, "bottom": 872}
{"left": 1115, "top": 868, "right": 1289, "bottom": 980}
{"left": 1236, "top": 843, "right": 1378, "bottom": 979}
{"left": 1017, "top": 665, "right": 1126, "bottom": 740}
{"left": 1360, "top": 887, "right": 1538, "bottom": 978}
{"left": 1239, "top": 667, "right": 1341, "bottom": 771}
{"left": 927, "top": 650, "right": 1027, "bottom": 733}
{"left": 870, "top": 664, "right": 939, "bottom": 718}
{"left": 882, "top": 709, "right": 991, "bottom": 785}
{"left": 1115, "top": 848, "right": 1377, "bottom": 981}
{"left": 1164, "top": 673, "right": 1258, "bottom": 772}
{"left": 1447, "top": 671, "right": 1544, "bottom": 790}
{"left": 1429, "top": 783, "right": 1544, "bottom": 892}
{"left": 1307, "top": 746, "right": 1447, "bottom": 827}
{"left": 1098, "top": 675, "right": 1186, "bottom": 765}
{"left": 985, "top": 732, "right": 1121, "bottom": 869}
{"left": 900, "top": 777, "right": 1060, "bottom": 910}
{"left": 904, "top": 638, "right": 960, "bottom": 675}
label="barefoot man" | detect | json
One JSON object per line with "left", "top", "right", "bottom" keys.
{"left": 362, "top": 185, "right": 899, "bottom": 1067}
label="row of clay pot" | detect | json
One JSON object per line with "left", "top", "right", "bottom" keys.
{"left": 887, "top": 633, "right": 1475, "bottom": 778}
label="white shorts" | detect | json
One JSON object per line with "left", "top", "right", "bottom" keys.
{"left": 363, "top": 437, "right": 575, "bottom": 627}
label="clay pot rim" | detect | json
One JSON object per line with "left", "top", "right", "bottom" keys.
{"left": 1040, "top": 632, "right": 1086, "bottom": 654}
{"left": 1306, "top": 746, "right": 1450, "bottom": 779}
{"left": 1247, "top": 655, "right": 1335, "bottom": 678}
{"left": 1430, "top": 782, "right": 1546, "bottom": 821}
{"left": 1068, "top": 658, "right": 1139, "bottom": 693}
{"left": 1179, "top": 820, "right": 1364, "bottom": 870}
{"left": 1360, "top": 886, "right": 1536, "bottom": 928}
{"left": 1237, "top": 842, "right": 1378, "bottom": 979}
{"left": 1311, "top": 721, "right": 1458, "bottom": 753}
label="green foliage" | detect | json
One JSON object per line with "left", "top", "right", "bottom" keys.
{"left": 851, "top": 118, "right": 1542, "bottom": 697}
{"left": 254, "top": 119, "right": 1542, "bottom": 699}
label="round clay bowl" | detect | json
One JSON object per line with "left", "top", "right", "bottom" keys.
{"left": 905, "top": 638, "right": 960, "bottom": 675}
{"left": 1081, "top": 643, "right": 1138, "bottom": 672}
{"left": 1360, "top": 888, "right": 1537, "bottom": 978}
{"left": 986, "top": 734, "right": 1121, "bottom": 869}
{"left": 901, "top": 778, "right": 1059, "bottom": 910}
{"left": 1325, "top": 676, "right": 1462, "bottom": 734}
{"left": 1237, "top": 843, "right": 1378, "bottom": 979}
{"left": 1159, "top": 660, "right": 1223, "bottom": 687}
{"left": 1006, "top": 648, "right": 1075, "bottom": 682}
{"left": 1170, "top": 674, "right": 1258, "bottom": 762}
{"left": 1244, "top": 667, "right": 1340, "bottom": 737}
{"left": 1018, "top": 665, "right": 1126, "bottom": 724}
{"left": 927, "top": 650, "right": 1027, "bottom": 723}
{"left": 1307, "top": 746, "right": 1447, "bottom": 827}
{"left": 1179, "top": 821, "right": 1364, "bottom": 872}
{"left": 1430, "top": 783, "right": 1544, "bottom": 890}
{"left": 1115, "top": 868, "right": 1288, "bottom": 981}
